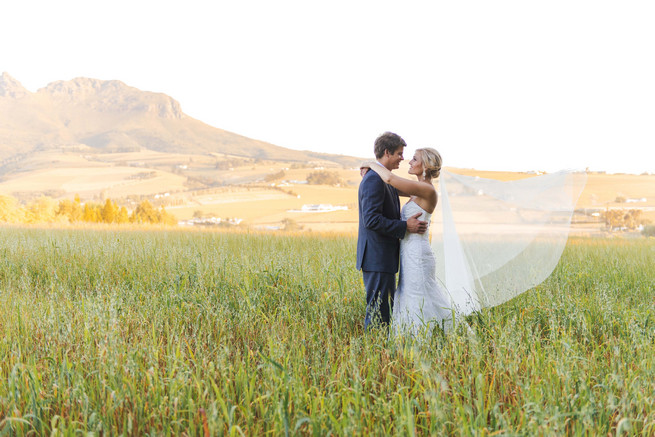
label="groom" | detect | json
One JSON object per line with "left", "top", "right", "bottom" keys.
{"left": 357, "top": 132, "right": 427, "bottom": 329}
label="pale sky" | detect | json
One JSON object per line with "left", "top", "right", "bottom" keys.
{"left": 2, "top": 0, "right": 654, "bottom": 173}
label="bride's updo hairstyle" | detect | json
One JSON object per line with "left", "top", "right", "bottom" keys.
{"left": 416, "top": 148, "right": 442, "bottom": 179}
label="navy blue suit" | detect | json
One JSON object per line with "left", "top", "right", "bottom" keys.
{"left": 357, "top": 169, "right": 407, "bottom": 328}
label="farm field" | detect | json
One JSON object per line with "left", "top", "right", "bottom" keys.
{"left": 0, "top": 227, "right": 653, "bottom": 435}
{"left": 2, "top": 149, "right": 654, "bottom": 233}
{"left": 170, "top": 185, "right": 359, "bottom": 232}
{"left": 170, "top": 169, "right": 655, "bottom": 234}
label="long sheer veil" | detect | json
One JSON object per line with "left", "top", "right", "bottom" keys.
{"left": 430, "top": 169, "right": 587, "bottom": 318}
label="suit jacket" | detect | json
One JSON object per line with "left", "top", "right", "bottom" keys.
{"left": 356, "top": 170, "right": 407, "bottom": 273}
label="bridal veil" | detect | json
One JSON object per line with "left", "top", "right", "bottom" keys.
{"left": 431, "top": 169, "right": 587, "bottom": 317}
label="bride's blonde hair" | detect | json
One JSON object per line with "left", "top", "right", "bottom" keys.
{"left": 416, "top": 148, "right": 442, "bottom": 179}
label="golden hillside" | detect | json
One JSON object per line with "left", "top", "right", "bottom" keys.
{"left": 1, "top": 72, "right": 652, "bottom": 235}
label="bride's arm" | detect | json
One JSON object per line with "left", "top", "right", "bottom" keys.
{"left": 396, "top": 189, "right": 411, "bottom": 197}
{"left": 361, "top": 161, "right": 435, "bottom": 199}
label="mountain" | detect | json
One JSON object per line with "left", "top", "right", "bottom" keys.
{"left": 0, "top": 72, "right": 29, "bottom": 98}
{"left": 0, "top": 72, "right": 359, "bottom": 167}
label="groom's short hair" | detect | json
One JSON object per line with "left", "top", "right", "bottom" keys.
{"left": 374, "top": 132, "right": 406, "bottom": 159}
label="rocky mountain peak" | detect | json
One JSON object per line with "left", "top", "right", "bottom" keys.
{"left": 39, "top": 77, "right": 183, "bottom": 119}
{"left": 0, "top": 72, "right": 29, "bottom": 98}
{"left": 42, "top": 77, "right": 128, "bottom": 98}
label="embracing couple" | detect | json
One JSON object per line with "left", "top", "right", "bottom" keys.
{"left": 356, "top": 132, "right": 452, "bottom": 334}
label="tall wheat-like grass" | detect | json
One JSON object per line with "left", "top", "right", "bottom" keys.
{"left": 0, "top": 227, "right": 653, "bottom": 435}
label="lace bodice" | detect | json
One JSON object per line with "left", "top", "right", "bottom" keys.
{"left": 401, "top": 200, "right": 432, "bottom": 239}
{"left": 393, "top": 199, "right": 452, "bottom": 335}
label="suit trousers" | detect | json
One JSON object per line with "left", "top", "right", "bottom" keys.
{"left": 363, "top": 270, "right": 396, "bottom": 329}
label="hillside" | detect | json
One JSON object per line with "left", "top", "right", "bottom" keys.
{"left": 0, "top": 72, "right": 361, "bottom": 174}
{"left": 1, "top": 72, "right": 652, "bottom": 235}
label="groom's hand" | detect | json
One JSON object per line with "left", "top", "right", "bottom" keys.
{"left": 406, "top": 212, "right": 428, "bottom": 234}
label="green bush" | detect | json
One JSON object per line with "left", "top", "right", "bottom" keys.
{"left": 306, "top": 170, "right": 343, "bottom": 186}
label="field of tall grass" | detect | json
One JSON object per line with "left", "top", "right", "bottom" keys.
{"left": 0, "top": 227, "right": 653, "bottom": 435}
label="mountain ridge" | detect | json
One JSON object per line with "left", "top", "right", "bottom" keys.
{"left": 0, "top": 72, "right": 360, "bottom": 166}
{"left": 0, "top": 72, "right": 29, "bottom": 98}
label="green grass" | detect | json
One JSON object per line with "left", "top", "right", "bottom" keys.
{"left": 0, "top": 227, "right": 654, "bottom": 435}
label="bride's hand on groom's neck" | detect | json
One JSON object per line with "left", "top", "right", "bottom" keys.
{"left": 360, "top": 161, "right": 373, "bottom": 177}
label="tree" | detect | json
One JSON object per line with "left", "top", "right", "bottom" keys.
{"left": 100, "top": 199, "right": 118, "bottom": 223}
{"left": 264, "top": 170, "right": 286, "bottom": 182}
{"left": 131, "top": 200, "right": 177, "bottom": 225}
{"left": 56, "top": 198, "right": 83, "bottom": 222}
{"left": 159, "top": 207, "right": 178, "bottom": 225}
{"left": 306, "top": 170, "right": 343, "bottom": 186}
{"left": 0, "top": 195, "right": 24, "bottom": 223}
{"left": 131, "top": 200, "right": 159, "bottom": 224}
{"left": 282, "top": 218, "right": 302, "bottom": 231}
{"left": 27, "top": 196, "right": 57, "bottom": 223}
{"left": 603, "top": 208, "right": 644, "bottom": 230}
{"left": 116, "top": 206, "right": 130, "bottom": 224}
{"left": 83, "top": 203, "right": 99, "bottom": 223}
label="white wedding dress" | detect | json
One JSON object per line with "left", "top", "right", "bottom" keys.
{"left": 389, "top": 170, "right": 586, "bottom": 337}
{"left": 393, "top": 200, "right": 452, "bottom": 335}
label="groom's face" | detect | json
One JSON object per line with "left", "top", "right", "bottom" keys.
{"left": 385, "top": 147, "right": 404, "bottom": 170}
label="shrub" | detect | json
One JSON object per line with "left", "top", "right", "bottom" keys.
{"left": 642, "top": 225, "right": 655, "bottom": 237}
{"left": 602, "top": 209, "right": 643, "bottom": 230}
{"left": 264, "top": 170, "right": 286, "bottom": 182}
{"left": 306, "top": 170, "right": 343, "bottom": 186}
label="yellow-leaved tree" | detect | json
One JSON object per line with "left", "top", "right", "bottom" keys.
{"left": 27, "top": 196, "right": 58, "bottom": 223}
{"left": 0, "top": 195, "right": 25, "bottom": 223}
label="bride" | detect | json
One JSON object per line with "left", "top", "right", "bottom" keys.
{"left": 362, "top": 148, "right": 452, "bottom": 335}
